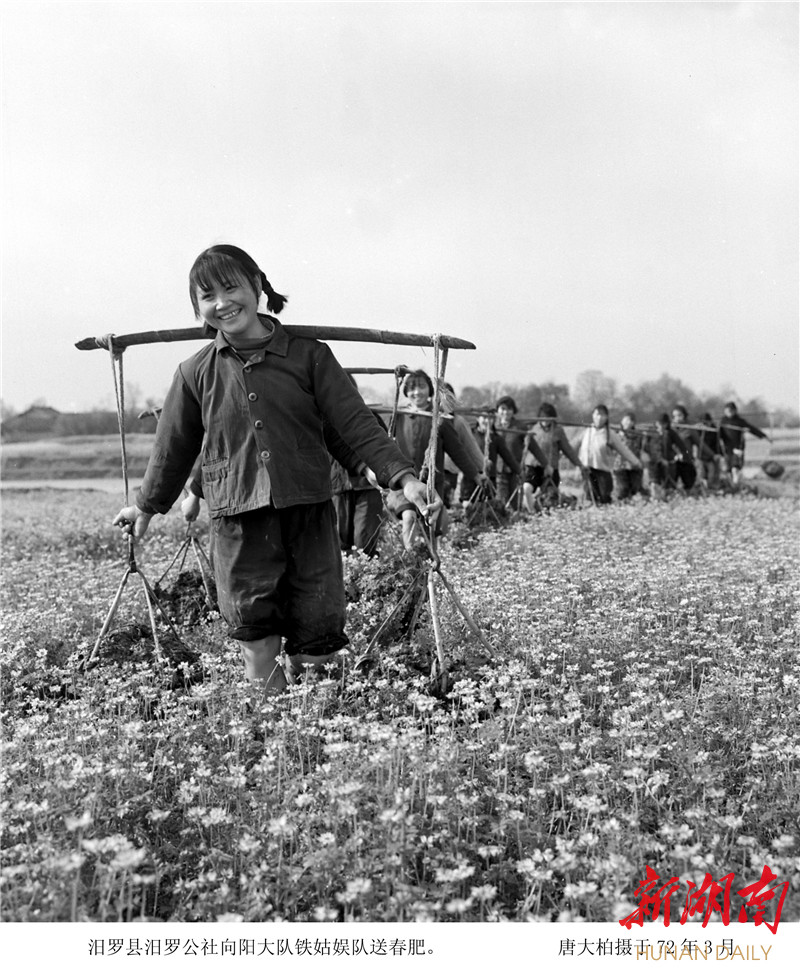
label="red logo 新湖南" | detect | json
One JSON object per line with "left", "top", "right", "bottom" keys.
{"left": 619, "top": 865, "right": 788, "bottom": 933}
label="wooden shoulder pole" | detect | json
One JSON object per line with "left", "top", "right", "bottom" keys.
{"left": 75, "top": 325, "right": 476, "bottom": 351}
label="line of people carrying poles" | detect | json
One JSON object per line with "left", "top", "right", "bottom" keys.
{"left": 313, "top": 370, "right": 771, "bottom": 558}
{"left": 119, "top": 244, "right": 773, "bottom": 695}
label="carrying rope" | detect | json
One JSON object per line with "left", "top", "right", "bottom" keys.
{"left": 357, "top": 337, "right": 493, "bottom": 688}
{"left": 103, "top": 336, "right": 137, "bottom": 572}
{"left": 108, "top": 339, "right": 130, "bottom": 506}
{"left": 78, "top": 337, "right": 182, "bottom": 672}
{"left": 423, "top": 337, "right": 444, "bottom": 535}
{"left": 387, "top": 365, "right": 408, "bottom": 440}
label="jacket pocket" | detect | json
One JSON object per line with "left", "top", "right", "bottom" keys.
{"left": 202, "top": 457, "right": 229, "bottom": 511}
{"left": 202, "top": 457, "right": 229, "bottom": 481}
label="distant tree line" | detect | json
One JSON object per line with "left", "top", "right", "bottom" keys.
{"left": 1, "top": 408, "right": 159, "bottom": 442}
{"left": 1, "top": 371, "right": 797, "bottom": 442}
{"left": 0, "top": 388, "right": 159, "bottom": 442}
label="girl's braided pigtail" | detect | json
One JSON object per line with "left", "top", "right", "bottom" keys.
{"left": 261, "top": 271, "right": 288, "bottom": 314}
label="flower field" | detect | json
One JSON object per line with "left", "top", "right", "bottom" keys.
{"left": 1, "top": 488, "right": 798, "bottom": 923}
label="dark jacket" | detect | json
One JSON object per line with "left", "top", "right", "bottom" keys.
{"left": 135, "top": 318, "right": 414, "bottom": 517}
{"left": 495, "top": 421, "right": 525, "bottom": 474}
{"left": 719, "top": 415, "right": 767, "bottom": 455}
{"left": 330, "top": 411, "right": 388, "bottom": 495}
{"left": 614, "top": 428, "right": 646, "bottom": 472}
{"left": 393, "top": 410, "right": 482, "bottom": 492}
{"left": 644, "top": 428, "right": 690, "bottom": 465}
{"left": 673, "top": 424, "right": 700, "bottom": 460}
{"left": 696, "top": 422, "right": 720, "bottom": 462}
{"left": 523, "top": 423, "right": 579, "bottom": 469}
{"left": 472, "top": 427, "right": 522, "bottom": 478}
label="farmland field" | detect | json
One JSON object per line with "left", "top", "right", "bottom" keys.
{"left": 1, "top": 487, "right": 798, "bottom": 924}
{"left": 2, "top": 426, "right": 798, "bottom": 484}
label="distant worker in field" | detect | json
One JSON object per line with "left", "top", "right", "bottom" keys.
{"left": 613, "top": 411, "right": 647, "bottom": 501}
{"left": 521, "top": 403, "right": 582, "bottom": 512}
{"left": 718, "top": 401, "right": 769, "bottom": 488}
{"left": 459, "top": 409, "right": 525, "bottom": 506}
{"left": 644, "top": 413, "right": 690, "bottom": 499}
{"left": 494, "top": 395, "right": 525, "bottom": 507}
{"left": 577, "top": 404, "right": 642, "bottom": 505}
{"left": 387, "top": 369, "right": 484, "bottom": 548}
{"left": 112, "top": 244, "right": 438, "bottom": 698}
{"left": 671, "top": 405, "right": 699, "bottom": 492}
{"left": 695, "top": 412, "right": 722, "bottom": 490}
{"left": 441, "top": 382, "right": 485, "bottom": 507}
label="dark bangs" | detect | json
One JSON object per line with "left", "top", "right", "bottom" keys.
{"left": 402, "top": 370, "right": 434, "bottom": 397}
{"left": 189, "top": 251, "right": 257, "bottom": 316}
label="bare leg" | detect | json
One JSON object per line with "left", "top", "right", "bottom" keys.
{"left": 238, "top": 635, "right": 287, "bottom": 695}
{"left": 522, "top": 481, "right": 535, "bottom": 513}
{"left": 287, "top": 651, "right": 343, "bottom": 681}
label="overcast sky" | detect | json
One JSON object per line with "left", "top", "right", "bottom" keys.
{"left": 2, "top": 1, "right": 797, "bottom": 415}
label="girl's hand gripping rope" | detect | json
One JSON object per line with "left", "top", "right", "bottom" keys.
{"left": 400, "top": 474, "right": 443, "bottom": 527}
{"left": 112, "top": 505, "right": 154, "bottom": 540}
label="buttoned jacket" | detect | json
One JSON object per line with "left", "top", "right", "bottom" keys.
{"left": 136, "top": 318, "right": 413, "bottom": 517}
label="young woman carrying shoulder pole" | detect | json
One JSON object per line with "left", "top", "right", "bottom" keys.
{"left": 577, "top": 404, "right": 642, "bottom": 505}
{"left": 113, "top": 244, "right": 439, "bottom": 697}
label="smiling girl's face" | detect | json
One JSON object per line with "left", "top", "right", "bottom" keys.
{"left": 405, "top": 379, "right": 431, "bottom": 411}
{"left": 496, "top": 405, "right": 514, "bottom": 428}
{"left": 592, "top": 409, "right": 608, "bottom": 429}
{"left": 194, "top": 272, "right": 263, "bottom": 340}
